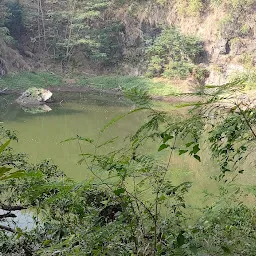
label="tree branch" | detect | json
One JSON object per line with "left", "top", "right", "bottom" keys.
{"left": 0, "top": 224, "right": 16, "bottom": 233}
{"left": 0, "top": 204, "right": 27, "bottom": 211}
{"left": 0, "top": 88, "right": 7, "bottom": 94}
{"left": 0, "top": 212, "right": 17, "bottom": 219}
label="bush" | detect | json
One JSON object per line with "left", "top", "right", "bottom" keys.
{"left": 163, "top": 61, "right": 194, "bottom": 79}
{"left": 146, "top": 28, "right": 203, "bottom": 79}
{"left": 219, "top": 0, "right": 254, "bottom": 38}
{"left": 176, "top": 0, "right": 205, "bottom": 16}
{"left": 191, "top": 205, "right": 256, "bottom": 255}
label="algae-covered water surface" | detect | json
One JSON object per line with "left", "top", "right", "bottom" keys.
{"left": 1, "top": 91, "right": 255, "bottom": 210}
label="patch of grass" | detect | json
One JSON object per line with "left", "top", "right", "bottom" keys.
{"left": 78, "top": 75, "right": 180, "bottom": 96}
{"left": 0, "top": 72, "right": 180, "bottom": 97}
{"left": 0, "top": 72, "right": 63, "bottom": 90}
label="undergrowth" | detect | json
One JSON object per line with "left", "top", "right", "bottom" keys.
{"left": 0, "top": 72, "right": 180, "bottom": 96}
{"left": 0, "top": 72, "right": 63, "bottom": 89}
{"left": 78, "top": 75, "right": 181, "bottom": 96}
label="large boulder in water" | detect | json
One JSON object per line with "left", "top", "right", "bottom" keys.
{"left": 16, "top": 87, "right": 53, "bottom": 105}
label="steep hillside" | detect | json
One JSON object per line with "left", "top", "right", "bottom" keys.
{"left": 1, "top": 0, "right": 256, "bottom": 90}
{"left": 113, "top": 0, "right": 256, "bottom": 86}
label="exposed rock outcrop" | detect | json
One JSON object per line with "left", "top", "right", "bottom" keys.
{"left": 205, "top": 64, "right": 245, "bottom": 86}
{"left": 16, "top": 87, "right": 53, "bottom": 105}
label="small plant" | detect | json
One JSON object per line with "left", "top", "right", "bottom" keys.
{"left": 238, "top": 53, "right": 254, "bottom": 69}
{"left": 176, "top": 0, "right": 205, "bottom": 16}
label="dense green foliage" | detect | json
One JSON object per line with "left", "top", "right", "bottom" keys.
{"left": 145, "top": 28, "right": 203, "bottom": 79}
{"left": 43, "top": 0, "right": 123, "bottom": 65}
{"left": 0, "top": 2, "right": 14, "bottom": 46}
{"left": 0, "top": 0, "right": 256, "bottom": 254}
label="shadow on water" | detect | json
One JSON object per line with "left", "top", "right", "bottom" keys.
{"left": 0, "top": 92, "right": 133, "bottom": 122}
{"left": 0, "top": 103, "right": 88, "bottom": 122}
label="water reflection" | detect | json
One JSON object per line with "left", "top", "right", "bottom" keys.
{"left": 0, "top": 209, "right": 34, "bottom": 231}
{"left": 21, "top": 104, "right": 52, "bottom": 114}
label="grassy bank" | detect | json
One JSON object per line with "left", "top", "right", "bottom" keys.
{"left": 78, "top": 75, "right": 180, "bottom": 96}
{"left": 0, "top": 72, "right": 63, "bottom": 89}
{"left": 0, "top": 72, "right": 180, "bottom": 97}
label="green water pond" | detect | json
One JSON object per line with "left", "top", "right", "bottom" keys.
{"left": 1, "top": 91, "right": 255, "bottom": 209}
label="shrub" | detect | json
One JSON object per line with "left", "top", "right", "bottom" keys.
{"left": 219, "top": 0, "right": 254, "bottom": 38}
{"left": 176, "top": 0, "right": 205, "bottom": 16}
{"left": 163, "top": 61, "right": 194, "bottom": 79}
{"left": 191, "top": 205, "right": 256, "bottom": 255}
{"left": 146, "top": 28, "right": 203, "bottom": 79}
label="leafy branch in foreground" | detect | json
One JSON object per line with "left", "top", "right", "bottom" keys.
{"left": 56, "top": 82, "right": 256, "bottom": 255}
{"left": 201, "top": 80, "right": 256, "bottom": 179}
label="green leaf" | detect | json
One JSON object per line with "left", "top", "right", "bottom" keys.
{"left": 189, "top": 245, "right": 198, "bottom": 254}
{"left": 163, "top": 134, "right": 174, "bottom": 143}
{"left": 0, "top": 166, "right": 12, "bottom": 177}
{"left": 158, "top": 194, "right": 166, "bottom": 202}
{"left": 177, "top": 231, "right": 185, "bottom": 247}
{"left": 96, "top": 137, "right": 118, "bottom": 148}
{"left": 179, "top": 149, "right": 188, "bottom": 155}
{"left": 185, "top": 142, "right": 194, "bottom": 148}
{"left": 61, "top": 135, "right": 94, "bottom": 144}
{"left": 221, "top": 245, "right": 231, "bottom": 254}
{"left": 175, "top": 102, "right": 204, "bottom": 108}
{"left": 16, "top": 227, "right": 23, "bottom": 239}
{"left": 192, "top": 144, "right": 200, "bottom": 154}
{"left": 61, "top": 137, "right": 78, "bottom": 143}
{"left": 193, "top": 155, "right": 201, "bottom": 162}
{"left": 114, "top": 187, "right": 125, "bottom": 196}
{"left": 0, "top": 170, "right": 25, "bottom": 181}
{"left": 42, "top": 240, "right": 52, "bottom": 246}
{"left": 77, "top": 158, "right": 85, "bottom": 165}
{"left": 77, "top": 136, "right": 94, "bottom": 143}
{"left": 158, "top": 144, "right": 169, "bottom": 151}
{"left": 0, "top": 140, "right": 11, "bottom": 154}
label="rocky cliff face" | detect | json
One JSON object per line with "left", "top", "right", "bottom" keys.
{"left": 115, "top": 1, "right": 256, "bottom": 85}
{"left": 1, "top": 0, "right": 256, "bottom": 88}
